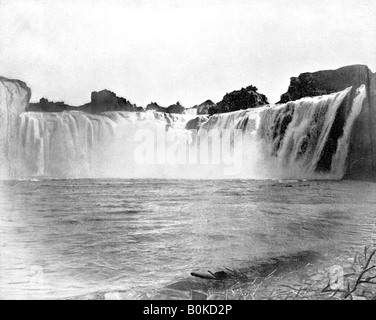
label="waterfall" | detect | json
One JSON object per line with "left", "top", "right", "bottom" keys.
{"left": 2, "top": 85, "right": 367, "bottom": 180}
{"left": 13, "top": 111, "right": 193, "bottom": 178}
{"left": 194, "top": 108, "right": 266, "bottom": 178}
{"left": 257, "top": 87, "right": 354, "bottom": 179}
{"left": 331, "top": 85, "right": 366, "bottom": 178}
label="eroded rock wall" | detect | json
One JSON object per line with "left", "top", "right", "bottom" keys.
{"left": 0, "top": 76, "right": 31, "bottom": 179}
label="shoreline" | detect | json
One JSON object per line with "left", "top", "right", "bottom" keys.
{"left": 73, "top": 244, "right": 376, "bottom": 300}
{"left": 142, "top": 244, "right": 376, "bottom": 300}
{"left": 193, "top": 244, "right": 376, "bottom": 300}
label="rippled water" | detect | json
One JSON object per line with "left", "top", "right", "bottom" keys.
{"left": 1, "top": 179, "right": 376, "bottom": 299}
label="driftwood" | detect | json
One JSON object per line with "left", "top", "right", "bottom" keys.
{"left": 190, "top": 272, "right": 217, "bottom": 280}
{"left": 191, "top": 269, "right": 249, "bottom": 281}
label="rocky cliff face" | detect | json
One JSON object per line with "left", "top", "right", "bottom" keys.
{"left": 145, "top": 102, "right": 167, "bottom": 113}
{"left": 279, "top": 65, "right": 372, "bottom": 103}
{"left": 279, "top": 64, "right": 376, "bottom": 180}
{"left": 345, "top": 68, "right": 376, "bottom": 180}
{"left": 208, "top": 85, "right": 268, "bottom": 115}
{"left": 0, "top": 76, "right": 31, "bottom": 179}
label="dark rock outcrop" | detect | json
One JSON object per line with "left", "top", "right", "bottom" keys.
{"left": 146, "top": 102, "right": 167, "bottom": 113}
{"left": 28, "top": 90, "right": 142, "bottom": 114}
{"left": 79, "top": 90, "right": 140, "bottom": 113}
{"left": 167, "top": 101, "right": 185, "bottom": 114}
{"left": 135, "top": 106, "right": 145, "bottom": 112}
{"left": 279, "top": 65, "right": 373, "bottom": 103}
{"left": 28, "top": 93, "right": 187, "bottom": 115}
{"left": 7, "top": 64, "right": 376, "bottom": 181}
{"left": 28, "top": 98, "right": 72, "bottom": 112}
{"left": 146, "top": 101, "right": 186, "bottom": 114}
{"left": 185, "top": 115, "right": 209, "bottom": 130}
{"left": 208, "top": 85, "right": 268, "bottom": 115}
{"left": 194, "top": 100, "right": 214, "bottom": 115}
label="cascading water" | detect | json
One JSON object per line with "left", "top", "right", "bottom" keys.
{"left": 257, "top": 86, "right": 356, "bottom": 179}
{"left": 331, "top": 85, "right": 366, "bottom": 178}
{"left": 1, "top": 85, "right": 367, "bottom": 180}
{"left": 13, "top": 111, "right": 193, "bottom": 178}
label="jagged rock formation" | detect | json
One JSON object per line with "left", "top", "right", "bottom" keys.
{"left": 145, "top": 101, "right": 187, "bottom": 114}
{"left": 279, "top": 64, "right": 373, "bottom": 103}
{"left": 28, "top": 90, "right": 143, "bottom": 113}
{"left": 145, "top": 102, "right": 167, "bottom": 113}
{"left": 345, "top": 67, "right": 376, "bottom": 180}
{"left": 0, "top": 76, "right": 31, "bottom": 178}
{"left": 29, "top": 92, "right": 188, "bottom": 115}
{"left": 195, "top": 100, "right": 214, "bottom": 115}
{"left": 28, "top": 98, "right": 73, "bottom": 112}
{"left": 167, "top": 102, "right": 185, "bottom": 114}
{"left": 208, "top": 85, "right": 268, "bottom": 115}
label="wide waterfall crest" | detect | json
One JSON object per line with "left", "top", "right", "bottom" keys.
{"left": 2, "top": 85, "right": 367, "bottom": 180}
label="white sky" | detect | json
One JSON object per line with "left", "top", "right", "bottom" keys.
{"left": 0, "top": 0, "right": 375, "bottom": 107}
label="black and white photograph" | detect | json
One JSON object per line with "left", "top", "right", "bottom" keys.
{"left": 1, "top": 0, "right": 376, "bottom": 303}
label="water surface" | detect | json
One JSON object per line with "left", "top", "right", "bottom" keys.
{"left": 0, "top": 179, "right": 375, "bottom": 299}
